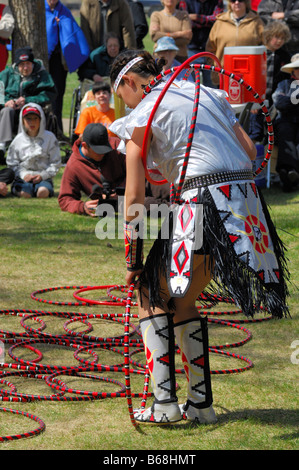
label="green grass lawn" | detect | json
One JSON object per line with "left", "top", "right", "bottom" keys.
{"left": 0, "top": 28, "right": 298, "bottom": 452}
{"left": 0, "top": 172, "right": 298, "bottom": 451}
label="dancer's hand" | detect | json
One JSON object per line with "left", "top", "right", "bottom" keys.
{"left": 125, "top": 269, "right": 143, "bottom": 288}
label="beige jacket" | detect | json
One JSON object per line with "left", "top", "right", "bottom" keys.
{"left": 80, "top": 0, "right": 136, "bottom": 51}
{"left": 150, "top": 9, "right": 192, "bottom": 60}
{"left": 206, "top": 10, "right": 264, "bottom": 66}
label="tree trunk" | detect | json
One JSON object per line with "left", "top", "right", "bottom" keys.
{"left": 8, "top": 0, "right": 48, "bottom": 70}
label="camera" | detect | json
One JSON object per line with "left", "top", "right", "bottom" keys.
{"left": 89, "top": 183, "right": 125, "bottom": 202}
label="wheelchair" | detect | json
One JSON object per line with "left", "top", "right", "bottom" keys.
{"left": 68, "top": 78, "right": 95, "bottom": 145}
{"left": 68, "top": 77, "right": 124, "bottom": 145}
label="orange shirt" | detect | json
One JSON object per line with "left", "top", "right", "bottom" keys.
{"left": 75, "top": 106, "right": 116, "bottom": 136}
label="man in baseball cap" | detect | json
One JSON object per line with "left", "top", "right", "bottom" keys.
{"left": 82, "top": 122, "right": 112, "bottom": 155}
{"left": 58, "top": 123, "right": 126, "bottom": 217}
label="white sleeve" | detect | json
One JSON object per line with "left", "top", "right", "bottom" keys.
{"left": 0, "top": 6, "right": 15, "bottom": 39}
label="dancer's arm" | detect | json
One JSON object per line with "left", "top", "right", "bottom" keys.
{"left": 124, "top": 126, "right": 149, "bottom": 287}
{"left": 125, "top": 128, "right": 146, "bottom": 221}
{"left": 233, "top": 121, "right": 257, "bottom": 161}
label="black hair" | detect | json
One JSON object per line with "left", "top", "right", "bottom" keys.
{"left": 110, "top": 50, "right": 165, "bottom": 88}
{"left": 92, "top": 82, "right": 111, "bottom": 95}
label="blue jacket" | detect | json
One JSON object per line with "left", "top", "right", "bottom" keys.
{"left": 272, "top": 78, "right": 299, "bottom": 123}
{"left": 45, "top": 0, "right": 90, "bottom": 73}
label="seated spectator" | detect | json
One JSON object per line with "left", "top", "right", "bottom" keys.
{"left": 154, "top": 36, "right": 180, "bottom": 70}
{"left": 58, "top": 123, "right": 126, "bottom": 216}
{"left": 249, "top": 20, "right": 291, "bottom": 142}
{"left": 153, "top": 36, "right": 194, "bottom": 81}
{"left": 78, "top": 32, "right": 120, "bottom": 82}
{"left": 150, "top": 0, "right": 192, "bottom": 63}
{"left": 0, "top": 3, "right": 15, "bottom": 72}
{"left": 205, "top": 0, "right": 264, "bottom": 85}
{"left": 6, "top": 103, "right": 61, "bottom": 198}
{"left": 272, "top": 53, "right": 299, "bottom": 192}
{"left": 0, "top": 167, "right": 14, "bottom": 197}
{"left": 74, "top": 82, "right": 116, "bottom": 138}
{"left": 263, "top": 21, "right": 292, "bottom": 106}
{"left": 0, "top": 46, "right": 57, "bottom": 158}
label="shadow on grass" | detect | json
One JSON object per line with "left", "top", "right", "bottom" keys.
{"left": 127, "top": 408, "right": 298, "bottom": 446}
{"left": 0, "top": 226, "right": 126, "bottom": 250}
{"left": 215, "top": 407, "right": 299, "bottom": 437}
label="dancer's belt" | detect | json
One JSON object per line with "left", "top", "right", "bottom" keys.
{"left": 182, "top": 169, "right": 253, "bottom": 192}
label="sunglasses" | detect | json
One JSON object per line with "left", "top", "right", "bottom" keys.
{"left": 230, "top": 0, "right": 245, "bottom": 3}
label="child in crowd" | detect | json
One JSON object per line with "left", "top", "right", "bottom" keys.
{"left": 249, "top": 21, "right": 291, "bottom": 142}
{"left": 153, "top": 36, "right": 194, "bottom": 82}
{"left": 6, "top": 103, "right": 61, "bottom": 198}
{"left": 74, "top": 82, "right": 116, "bottom": 139}
{"left": 272, "top": 53, "right": 299, "bottom": 192}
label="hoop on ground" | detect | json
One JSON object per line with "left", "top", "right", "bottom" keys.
{"left": 0, "top": 407, "right": 46, "bottom": 442}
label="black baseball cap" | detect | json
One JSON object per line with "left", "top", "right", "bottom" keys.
{"left": 82, "top": 123, "right": 112, "bottom": 155}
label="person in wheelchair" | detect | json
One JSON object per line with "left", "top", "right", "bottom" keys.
{"left": 0, "top": 46, "right": 57, "bottom": 160}
{"left": 74, "top": 82, "right": 116, "bottom": 139}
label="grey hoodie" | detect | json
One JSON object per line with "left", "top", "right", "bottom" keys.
{"left": 6, "top": 103, "right": 61, "bottom": 180}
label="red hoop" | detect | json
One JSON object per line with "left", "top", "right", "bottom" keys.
{"left": 141, "top": 52, "right": 222, "bottom": 186}
{"left": 140, "top": 52, "right": 273, "bottom": 192}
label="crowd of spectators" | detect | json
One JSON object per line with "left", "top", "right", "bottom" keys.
{"left": 1, "top": 0, "right": 298, "bottom": 207}
{"left": 0, "top": 46, "right": 57, "bottom": 161}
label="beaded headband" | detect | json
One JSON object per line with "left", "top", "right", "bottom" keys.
{"left": 113, "top": 56, "right": 143, "bottom": 92}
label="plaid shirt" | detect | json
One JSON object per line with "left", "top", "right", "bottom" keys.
{"left": 178, "top": 0, "right": 224, "bottom": 50}
{"left": 178, "top": 0, "right": 223, "bottom": 28}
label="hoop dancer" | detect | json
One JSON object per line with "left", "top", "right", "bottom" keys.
{"left": 109, "top": 50, "right": 289, "bottom": 424}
